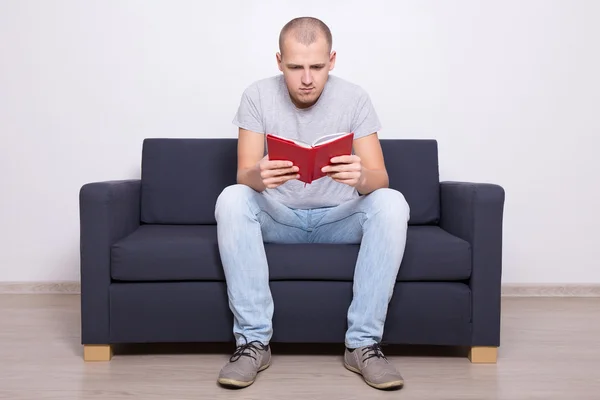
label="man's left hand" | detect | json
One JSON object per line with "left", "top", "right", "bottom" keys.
{"left": 322, "top": 155, "right": 363, "bottom": 187}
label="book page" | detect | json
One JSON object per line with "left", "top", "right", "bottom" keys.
{"left": 312, "top": 132, "right": 352, "bottom": 147}
{"left": 267, "top": 134, "right": 311, "bottom": 148}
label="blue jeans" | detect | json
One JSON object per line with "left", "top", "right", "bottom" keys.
{"left": 214, "top": 184, "right": 410, "bottom": 349}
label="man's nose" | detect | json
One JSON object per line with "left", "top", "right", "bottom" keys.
{"left": 301, "top": 69, "right": 312, "bottom": 85}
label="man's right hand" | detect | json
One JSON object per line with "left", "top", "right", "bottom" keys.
{"left": 258, "top": 155, "right": 299, "bottom": 189}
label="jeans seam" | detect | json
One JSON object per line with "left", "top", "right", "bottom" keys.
{"left": 313, "top": 210, "right": 368, "bottom": 230}
{"left": 246, "top": 192, "right": 306, "bottom": 231}
{"left": 257, "top": 210, "right": 307, "bottom": 231}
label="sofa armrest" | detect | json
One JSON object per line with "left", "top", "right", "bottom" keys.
{"left": 439, "top": 181, "right": 505, "bottom": 346}
{"left": 79, "top": 179, "right": 141, "bottom": 344}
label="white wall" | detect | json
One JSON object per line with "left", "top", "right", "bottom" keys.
{"left": 1, "top": 1, "right": 599, "bottom": 283}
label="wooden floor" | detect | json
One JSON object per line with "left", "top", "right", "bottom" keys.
{"left": 1, "top": 295, "right": 599, "bottom": 399}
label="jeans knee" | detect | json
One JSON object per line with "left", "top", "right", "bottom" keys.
{"left": 215, "top": 184, "right": 256, "bottom": 221}
{"left": 367, "top": 188, "right": 410, "bottom": 222}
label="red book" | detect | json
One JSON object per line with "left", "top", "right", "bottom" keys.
{"left": 266, "top": 132, "right": 354, "bottom": 184}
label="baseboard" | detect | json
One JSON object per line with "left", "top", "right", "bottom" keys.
{"left": 501, "top": 283, "right": 600, "bottom": 297}
{"left": 1, "top": 282, "right": 599, "bottom": 297}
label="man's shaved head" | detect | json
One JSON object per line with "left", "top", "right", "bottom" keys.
{"left": 276, "top": 17, "right": 336, "bottom": 109}
{"left": 279, "top": 17, "right": 332, "bottom": 55}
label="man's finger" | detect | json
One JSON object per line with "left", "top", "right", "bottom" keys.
{"left": 323, "top": 163, "right": 359, "bottom": 173}
{"left": 262, "top": 166, "right": 298, "bottom": 178}
{"left": 266, "top": 159, "right": 294, "bottom": 168}
{"left": 265, "top": 173, "right": 299, "bottom": 184}
{"left": 330, "top": 155, "right": 358, "bottom": 164}
{"left": 322, "top": 164, "right": 345, "bottom": 173}
{"left": 328, "top": 172, "right": 359, "bottom": 180}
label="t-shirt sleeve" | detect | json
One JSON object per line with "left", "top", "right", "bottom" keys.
{"left": 351, "top": 89, "right": 382, "bottom": 139}
{"left": 232, "top": 85, "right": 264, "bottom": 133}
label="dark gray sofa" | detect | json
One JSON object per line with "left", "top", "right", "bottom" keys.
{"left": 79, "top": 138, "right": 505, "bottom": 363}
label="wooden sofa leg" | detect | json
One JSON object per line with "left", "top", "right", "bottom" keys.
{"left": 84, "top": 345, "right": 113, "bottom": 361}
{"left": 468, "top": 346, "right": 497, "bottom": 363}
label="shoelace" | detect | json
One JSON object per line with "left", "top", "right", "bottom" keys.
{"left": 229, "top": 334, "right": 267, "bottom": 362}
{"left": 361, "top": 343, "right": 388, "bottom": 362}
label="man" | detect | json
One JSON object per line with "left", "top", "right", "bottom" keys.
{"left": 214, "top": 17, "right": 410, "bottom": 390}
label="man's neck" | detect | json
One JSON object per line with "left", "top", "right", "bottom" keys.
{"left": 290, "top": 95, "right": 319, "bottom": 110}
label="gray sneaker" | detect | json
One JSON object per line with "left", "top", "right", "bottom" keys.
{"left": 344, "top": 343, "right": 404, "bottom": 390}
{"left": 217, "top": 338, "right": 271, "bottom": 388}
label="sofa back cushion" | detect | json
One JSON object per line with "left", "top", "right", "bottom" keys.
{"left": 141, "top": 138, "right": 237, "bottom": 224}
{"left": 381, "top": 139, "right": 440, "bottom": 225}
{"left": 140, "top": 138, "right": 439, "bottom": 225}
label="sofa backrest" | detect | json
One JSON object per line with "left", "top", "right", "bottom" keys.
{"left": 140, "top": 138, "right": 440, "bottom": 225}
{"left": 380, "top": 139, "right": 440, "bottom": 225}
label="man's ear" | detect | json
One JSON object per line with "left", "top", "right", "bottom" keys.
{"left": 329, "top": 51, "right": 337, "bottom": 71}
{"left": 276, "top": 52, "right": 283, "bottom": 72}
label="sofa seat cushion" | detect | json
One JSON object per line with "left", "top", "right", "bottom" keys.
{"left": 111, "top": 225, "right": 471, "bottom": 282}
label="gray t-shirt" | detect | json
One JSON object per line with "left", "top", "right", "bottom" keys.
{"left": 232, "top": 74, "right": 382, "bottom": 209}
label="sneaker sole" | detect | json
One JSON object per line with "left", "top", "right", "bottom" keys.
{"left": 218, "top": 362, "right": 271, "bottom": 388}
{"left": 344, "top": 362, "right": 404, "bottom": 390}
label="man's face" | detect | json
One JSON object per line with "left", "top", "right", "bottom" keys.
{"left": 277, "top": 34, "right": 336, "bottom": 109}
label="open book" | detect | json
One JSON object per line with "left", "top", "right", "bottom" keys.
{"left": 266, "top": 132, "right": 354, "bottom": 184}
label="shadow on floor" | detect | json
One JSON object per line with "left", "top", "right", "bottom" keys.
{"left": 112, "top": 342, "right": 470, "bottom": 358}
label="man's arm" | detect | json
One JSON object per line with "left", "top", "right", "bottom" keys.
{"left": 322, "top": 88, "right": 387, "bottom": 194}
{"left": 353, "top": 133, "right": 389, "bottom": 195}
{"left": 236, "top": 128, "right": 300, "bottom": 192}
{"left": 237, "top": 128, "right": 267, "bottom": 192}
